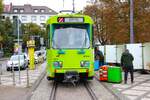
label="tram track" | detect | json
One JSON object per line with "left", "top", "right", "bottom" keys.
{"left": 84, "top": 81, "right": 98, "bottom": 100}
{"left": 48, "top": 74, "right": 120, "bottom": 100}
{"left": 49, "top": 80, "right": 98, "bottom": 100}
{"left": 49, "top": 81, "right": 58, "bottom": 100}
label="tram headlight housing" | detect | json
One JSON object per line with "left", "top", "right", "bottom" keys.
{"left": 53, "top": 61, "right": 63, "bottom": 68}
{"left": 80, "top": 61, "right": 90, "bottom": 67}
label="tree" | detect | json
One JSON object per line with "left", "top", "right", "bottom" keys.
{"left": 22, "top": 23, "right": 46, "bottom": 50}
{"left": 23, "top": 23, "right": 41, "bottom": 35}
{"left": 0, "top": 0, "right": 4, "bottom": 49}
{"left": 84, "top": 0, "right": 150, "bottom": 44}
{"left": 84, "top": 1, "right": 129, "bottom": 45}
{"left": 4, "top": 17, "right": 13, "bottom": 35}
{"left": 0, "top": 0, "right": 3, "bottom": 15}
{"left": 0, "top": 20, "right": 5, "bottom": 49}
{"left": 134, "top": 0, "right": 150, "bottom": 43}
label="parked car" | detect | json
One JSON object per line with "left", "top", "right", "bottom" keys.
{"left": 6, "top": 54, "right": 28, "bottom": 71}
{"left": 23, "top": 53, "right": 29, "bottom": 63}
{"left": 40, "top": 50, "right": 46, "bottom": 60}
{"left": 34, "top": 51, "right": 44, "bottom": 64}
{"left": 34, "top": 53, "right": 39, "bottom": 64}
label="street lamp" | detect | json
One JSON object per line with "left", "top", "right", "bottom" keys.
{"left": 130, "top": 0, "right": 134, "bottom": 43}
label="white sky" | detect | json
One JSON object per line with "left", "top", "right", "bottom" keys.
{"left": 4, "top": 0, "right": 90, "bottom": 12}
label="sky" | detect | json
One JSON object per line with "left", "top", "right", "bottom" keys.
{"left": 4, "top": 0, "right": 90, "bottom": 12}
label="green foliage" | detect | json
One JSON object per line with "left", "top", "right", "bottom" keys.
{"left": 4, "top": 17, "right": 13, "bottom": 35}
{"left": 0, "top": 17, "right": 14, "bottom": 56}
{"left": 0, "top": 15, "right": 47, "bottom": 56}
{"left": 84, "top": 0, "right": 150, "bottom": 44}
{"left": 0, "top": 0, "right": 3, "bottom": 14}
{"left": 22, "top": 23, "right": 46, "bottom": 50}
{"left": 23, "top": 23, "right": 41, "bottom": 35}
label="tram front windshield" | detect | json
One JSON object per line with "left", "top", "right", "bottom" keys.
{"left": 52, "top": 24, "right": 90, "bottom": 49}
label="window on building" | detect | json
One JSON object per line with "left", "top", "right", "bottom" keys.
{"left": 1, "top": 16, "right": 5, "bottom": 19}
{"left": 49, "top": 9, "right": 52, "bottom": 12}
{"left": 40, "top": 9, "right": 45, "bottom": 13}
{"left": 40, "top": 16, "right": 46, "bottom": 21}
{"left": 120, "top": 0, "right": 127, "bottom": 2}
{"left": 13, "top": 9, "right": 18, "bottom": 13}
{"left": 34, "top": 9, "right": 38, "bottom": 13}
{"left": 40, "top": 23, "right": 45, "bottom": 27}
{"left": 31, "top": 16, "right": 37, "bottom": 21}
{"left": 21, "top": 16, "right": 27, "bottom": 21}
{"left": 20, "top": 9, "right": 24, "bottom": 13}
{"left": 13, "top": 16, "right": 18, "bottom": 20}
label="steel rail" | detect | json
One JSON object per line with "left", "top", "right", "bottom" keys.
{"left": 84, "top": 81, "right": 98, "bottom": 100}
{"left": 49, "top": 81, "right": 58, "bottom": 100}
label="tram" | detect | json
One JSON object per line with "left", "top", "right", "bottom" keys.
{"left": 46, "top": 13, "right": 94, "bottom": 82}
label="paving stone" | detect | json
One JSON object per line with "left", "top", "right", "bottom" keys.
{"left": 137, "top": 76, "right": 150, "bottom": 79}
{"left": 2, "top": 82, "right": 13, "bottom": 86}
{"left": 140, "top": 83, "right": 150, "bottom": 87}
{"left": 0, "top": 62, "right": 45, "bottom": 88}
{"left": 126, "top": 95, "right": 138, "bottom": 100}
{"left": 131, "top": 86, "right": 150, "bottom": 91}
{"left": 134, "top": 78, "right": 146, "bottom": 82}
{"left": 146, "top": 94, "right": 150, "bottom": 97}
{"left": 146, "top": 81, "right": 150, "bottom": 83}
{"left": 117, "top": 88, "right": 123, "bottom": 91}
{"left": 122, "top": 89, "right": 146, "bottom": 96}
{"left": 141, "top": 97, "right": 150, "bottom": 100}
{"left": 113, "top": 84, "right": 130, "bottom": 89}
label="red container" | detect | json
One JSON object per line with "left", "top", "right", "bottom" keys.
{"left": 99, "top": 65, "right": 108, "bottom": 81}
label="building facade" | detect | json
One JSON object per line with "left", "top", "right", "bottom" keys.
{"left": 2, "top": 3, "right": 57, "bottom": 26}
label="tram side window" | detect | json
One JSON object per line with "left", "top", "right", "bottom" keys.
{"left": 46, "top": 25, "right": 50, "bottom": 49}
{"left": 92, "top": 25, "right": 94, "bottom": 48}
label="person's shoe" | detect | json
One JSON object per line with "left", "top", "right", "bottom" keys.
{"left": 131, "top": 81, "right": 134, "bottom": 84}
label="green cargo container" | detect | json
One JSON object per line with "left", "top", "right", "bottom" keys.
{"left": 108, "top": 66, "right": 122, "bottom": 83}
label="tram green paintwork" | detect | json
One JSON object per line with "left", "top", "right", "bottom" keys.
{"left": 46, "top": 14, "right": 94, "bottom": 80}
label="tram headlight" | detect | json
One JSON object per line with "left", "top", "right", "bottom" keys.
{"left": 80, "top": 61, "right": 90, "bottom": 67}
{"left": 53, "top": 61, "right": 63, "bottom": 68}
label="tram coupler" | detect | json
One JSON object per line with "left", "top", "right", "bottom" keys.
{"left": 63, "top": 71, "right": 79, "bottom": 86}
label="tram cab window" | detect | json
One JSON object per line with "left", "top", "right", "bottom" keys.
{"left": 52, "top": 24, "right": 90, "bottom": 49}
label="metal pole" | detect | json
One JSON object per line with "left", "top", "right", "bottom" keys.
{"left": 130, "top": 0, "right": 134, "bottom": 43}
{"left": 18, "top": 17, "right": 21, "bottom": 84}
{"left": 72, "top": 0, "right": 75, "bottom": 12}
{"left": 26, "top": 68, "right": 29, "bottom": 87}
{"left": 0, "top": 64, "right": 2, "bottom": 84}
{"left": 12, "top": 63, "right": 15, "bottom": 86}
{"left": 63, "top": 0, "right": 64, "bottom": 8}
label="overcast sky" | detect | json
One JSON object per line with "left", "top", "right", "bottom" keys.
{"left": 4, "top": 0, "right": 90, "bottom": 12}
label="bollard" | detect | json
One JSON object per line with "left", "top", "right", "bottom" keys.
{"left": 26, "top": 67, "right": 29, "bottom": 87}
{"left": 12, "top": 63, "right": 15, "bottom": 86}
{"left": 0, "top": 64, "right": 2, "bottom": 84}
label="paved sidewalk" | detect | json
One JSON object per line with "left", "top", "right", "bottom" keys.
{"left": 0, "top": 62, "right": 46, "bottom": 100}
{"left": 96, "top": 71, "right": 150, "bottom": 100}
{"left": 0, "top": 62, "right": 46, "bottom": 88}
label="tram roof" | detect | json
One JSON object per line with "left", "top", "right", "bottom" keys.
{"left": 46, "top": 14, "right": 94, "bottom": 25}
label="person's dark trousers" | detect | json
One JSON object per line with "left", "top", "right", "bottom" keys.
{"left": 124, "top": 67, "right": 134, "bottom": 83}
